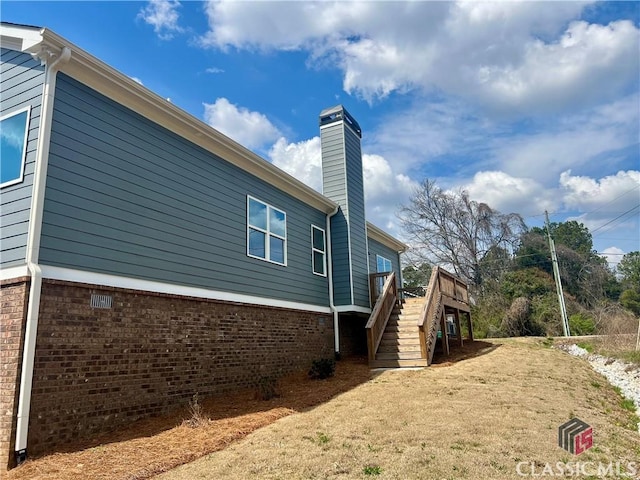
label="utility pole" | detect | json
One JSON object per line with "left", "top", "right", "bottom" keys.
{"left": 545, "top": 211, "right": 570, "bottom": 337}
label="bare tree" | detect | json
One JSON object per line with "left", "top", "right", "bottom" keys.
{"left": 398, "top": 179, "right": 526, "bottom": 287}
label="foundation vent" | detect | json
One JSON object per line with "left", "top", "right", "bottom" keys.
{"left": 91, "top": 293, "right": 113, "bottom": 309}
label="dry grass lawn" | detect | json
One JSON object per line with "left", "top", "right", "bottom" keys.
{"left": 157, "top": 339, "right": 639, "bottom": 480}
{"left": 7, "top": 338, "right": 639, "bottom": 480}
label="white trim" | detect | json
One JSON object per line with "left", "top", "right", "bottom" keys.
{"left": 0, "top": 105, "right": 31, "bottom": 188}
{"left": 38, "top": 265, "right": 331, "bottom": 313}
{"left": 15, "top": 46, "right": 70, "bottom": 461}
{"left": 376, "top": 254, "right": 392, "bottom": 273}
{"left": 246, "top": 195, "right": 287, "bottom": 266}
{"left": 0, "top": 24, "right": 42, "bottom": 51}
{"left": 334, "top": 305, "right": 371, "bottom": 314}
{"left": 0, "top": 265, "right": 29, "bottom": 281}
{"left": 311, "top": 224, "right": 327, "bottom": 277}
{"left": 366, "top": 222, "right": 408, "bottom": 253}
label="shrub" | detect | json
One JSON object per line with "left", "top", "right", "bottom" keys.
{"left": 308, "top": 358, "right": 335, "bottom": 379}
{"left": 569, "top": 313, "right": 596, "bottom": 336}
{"left": 183, "top": 393, "right": 208, "bottom": 428}
{"left": 255, "top": 376, "right": 279, "bottom": 401}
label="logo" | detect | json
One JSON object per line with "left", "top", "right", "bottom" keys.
{"left": 558, "top": 418, "right": 593, "bottom": 455}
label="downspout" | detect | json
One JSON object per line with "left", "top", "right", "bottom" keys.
{"left": 326, "top": 205, "right": 340, "bottom": 358}
{"left": 15, "top": 45, "right": 71, "bottom": 465}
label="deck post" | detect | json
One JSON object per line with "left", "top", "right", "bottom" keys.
{"left": 466, "top": 311, "right": 474, "bottom": 341}
{"left": 453, "top": 309, "right": 463, "bottom": 347}
{"left": 440, "top": 312, "right": 450, "bottom": 356}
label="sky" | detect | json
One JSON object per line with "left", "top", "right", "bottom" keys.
{"left": 3, "top": 1, "right": 639, "bottom": 269}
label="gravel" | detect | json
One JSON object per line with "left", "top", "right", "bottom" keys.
{"left": 558, "top": 344, "right": 640, "bottom": 432}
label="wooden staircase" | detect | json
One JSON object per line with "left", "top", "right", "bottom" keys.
{"left": 366, "top": 267, "right": 472, "bottom": 369}
{"left": 370, "top": 297, "right": 427, "bottom": 368}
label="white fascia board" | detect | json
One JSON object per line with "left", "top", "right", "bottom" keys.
{"left": 39, "top": 265, "right": 332, "bottom": 314}
{"left": 366, "top": 222, "right": 408, "bottom": 253}
{"left": 334, "top": 305, "right": 371, "bottom": 314}
{"left": 0, "top": 265, "right": 30, "bottom": 281}
{"left": 0, "top": 24, "right": 43, "bottom": 52}
{"left": 5, "top": 24, "right": 337, "bottom": 215}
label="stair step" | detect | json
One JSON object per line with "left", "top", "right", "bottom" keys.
{"left": 384, "top": 324, "right": 418, "bottom": 332}
{"left": 377, "top": 343, "right": 421, "bottom": 353}
{"left": 379, "top": 336, "right": 421, "bottom": 344}
{"left": 376, "top": 351, "right": 423, "bottom": 360}
{"left": 382, "top": 332, "right": 420, "bottom": 341}
{"left": 370, "top": 359, "right": 428, "bottom": 368}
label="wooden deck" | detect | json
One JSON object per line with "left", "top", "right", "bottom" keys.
{"left": 366, "top": 267, "right": 473, "bottom": 369}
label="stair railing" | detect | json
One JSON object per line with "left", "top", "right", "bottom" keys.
{"left": 365, "top": 272, "right": 398, "bottom": 364}
{"left": 417, "top": 267, "right": 442, "bottom": 364}
{"left": 417, "top": 266, "right": 471, "bottom": 365}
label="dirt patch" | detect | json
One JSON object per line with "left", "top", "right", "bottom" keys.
{"left": 158, "top": 339, "right": 639, "bottom": 480}
{"left": 6, "top": 358, "right": 371, "bottom": 480}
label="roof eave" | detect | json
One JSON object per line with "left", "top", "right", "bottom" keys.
{"left": 1, "top": 23, "right": 337, "bottom": 214}
{"left": 366, "top": 222, "right": 408, "bottom": 253}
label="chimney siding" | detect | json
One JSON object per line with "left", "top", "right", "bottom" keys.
{"left": 320, "top": 106, "right": 370, "bottom": 309}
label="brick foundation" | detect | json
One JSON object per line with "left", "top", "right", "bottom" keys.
{"left": 0, "top": 277, "right": 29, "bottom": 470}
{"left": 25, "top": 279, "right": 334, "bottom": 457}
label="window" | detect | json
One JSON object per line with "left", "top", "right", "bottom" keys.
{"left": 376, "top": 255, "right": 392, "bottom": 273}
{"left": 247, "top": 196, "right": 286, "bottom": 265}
{"left": 311, "top": 225, "right": 326, "bottom": 276}
{"left": 0, "top": 106, "right": 30, "bottom": 188}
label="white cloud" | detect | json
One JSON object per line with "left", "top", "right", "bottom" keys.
{"left": 600, "top": 246, "right": 625, "bottom": 269}
{"left": 202, "top": 98, "right": 281, "bottom": 150}
{"left": 463, "top": 171, "right": 557, "bottom": 217}
{"left": 560, "top": 170, "right": 640, "bottom": 245}
{"left": 130, "top": 76, "right": 144, "bottom": 85}
{"left": 266, "top": 135, "right": 416, "bottom": 236}
{"left": 138, "top": 0, "right": 183, "bottom": 40}
{"left": 205, "top": 67, "right": 225, "bottom": 74}
{"left": 560, "top": 170, "right": 640, "bottom": 212}
{"left": 198, "top": 1, "right": 638, "bottom": 114}
{"left": 269, "top": 136, "right": 323, "bottom": 192}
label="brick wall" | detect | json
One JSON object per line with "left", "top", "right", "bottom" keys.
{"left": 27, "top": 279, "right": 334, "bottom": 456}
{"left": 0, "top": 277, "right": 29, "bottom": 470}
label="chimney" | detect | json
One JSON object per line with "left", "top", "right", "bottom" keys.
{"left": 319, "top": 105, "right": 370, "bottom": 309}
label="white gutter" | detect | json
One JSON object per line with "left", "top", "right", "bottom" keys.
{"left": 15, "top": 44, "right": 71, "bottom": 465}
{"left": 326, "top": 205, "right": 340, "bottom": 356}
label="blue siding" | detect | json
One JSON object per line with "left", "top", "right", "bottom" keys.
{"left": 322, "top": 122, "right": 351, "bottom": 305}
{"left": 0, "top": 48, "right": 44, "bottom": 268}
{"left": 39, "top": 74, "right": 329, "bottom": 306}
{"left": 320, "top": 113, "right": 369, "bottom": 309}
{"left": 344, "top": 126, "right": 369, "bottom": 307}
{"left": 329, "top": 209, "right": 351, "bottom": 305}
{"left": 367, "top": 237, "right": 402, "bottom": 289}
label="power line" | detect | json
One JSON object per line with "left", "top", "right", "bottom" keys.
{"left": 591, "top": 205, "right": 640, "bottom": 236}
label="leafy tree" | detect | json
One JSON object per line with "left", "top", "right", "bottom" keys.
{"left": 620, "top": 289, "right": 640, "bottom": 316}
{"left": 618, "top": 251, "right": 640, "bottom": 289}
{"left": 515, "top": 221, "right": 616, "bottom": 308}
{"left": 500, "top": 268, "right": 555, "bottom": 302}
{"left": 399, "top": 179, "right": 526, "bottom": 287}
{"left": 402, "top": 263, "right": 432, "bottom": 288}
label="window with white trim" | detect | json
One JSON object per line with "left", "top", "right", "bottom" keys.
{"left": 376, "top": 255, "right": 392, "bottom": 273}
{"left": 311, "top": 225, "right": 326, "bottom": 276}
{"left": 0, "top": 106, "right": 30, "bottom": 188}
{"left": 247, "top": 196, "right": 287, "bottom": 265}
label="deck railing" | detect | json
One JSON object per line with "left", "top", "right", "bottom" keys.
{"left": 365, "top": 272, "right": 398, "bottom": 364}
{"left": 417, "top": 267, "right": 470, "bottom": 364}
